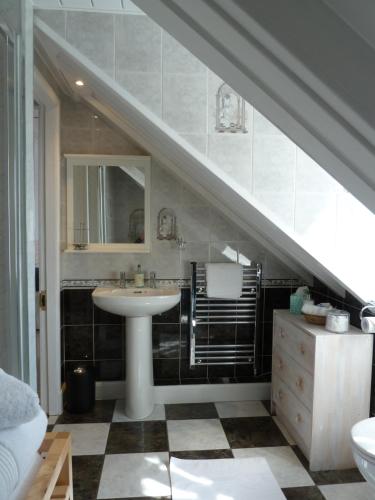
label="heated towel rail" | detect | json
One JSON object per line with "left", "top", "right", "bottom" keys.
{"left": 190, "top": 262, "right": 262, "bottom": 371}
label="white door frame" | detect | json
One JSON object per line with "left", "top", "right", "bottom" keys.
{"left": 34, "top": 69, "right": 62, "bottom": 415}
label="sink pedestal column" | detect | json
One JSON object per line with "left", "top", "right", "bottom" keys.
{"left": 124, "top": 316, "right": 154, "bottom": 419}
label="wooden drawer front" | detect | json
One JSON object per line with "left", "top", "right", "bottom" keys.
{"left": 272, "top": 346, "right": 314, "bottom": 411}
{"left": 274, "top": 316, "right": 315, "bottom": 374}
{"left": 273, "top": 375, "right": 312, "bottom": 451}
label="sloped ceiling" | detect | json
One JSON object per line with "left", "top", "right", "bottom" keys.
{"left": 35, "top": 17, "right": 354, "bottom": 296}
{"left": 133, "top": 0, "right": 375, "bottom": 217}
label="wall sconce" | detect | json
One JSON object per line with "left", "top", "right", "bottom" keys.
{"left": 157, "top": 208, "right": 177, "bottom": 240}
{"left": 216, "top": 82, "right": 247, "bottom": 133}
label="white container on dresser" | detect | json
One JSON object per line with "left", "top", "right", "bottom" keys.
{"left": 272, "top": 310, "right": 373, "bottom": 472}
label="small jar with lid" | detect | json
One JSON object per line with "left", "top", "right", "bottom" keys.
{"left": 325, "top": 310, "right": 350, "bottom": 333}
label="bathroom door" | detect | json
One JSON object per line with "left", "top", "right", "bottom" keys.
{"left": 0, "top": 1, "right": 37, "bottom": 387}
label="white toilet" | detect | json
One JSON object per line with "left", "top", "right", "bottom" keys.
{"left": 351, "top": 417, "right": 375, "bottom": 488}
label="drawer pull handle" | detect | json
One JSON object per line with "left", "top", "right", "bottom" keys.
{"left": 278, "top": 390, "right": 283, "bottom": 400}
{"left": 295, "top": 413, "right": 302, "bottom": 423}
{"left": 300, "top": 344, "right": 305, "bottom": 355}
{"left": 296, "top": 377, "right": 304, "bottom": 390}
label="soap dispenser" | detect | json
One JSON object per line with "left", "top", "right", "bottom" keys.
{"left": 134, "top": 264, "right": 144, "bottom": 288}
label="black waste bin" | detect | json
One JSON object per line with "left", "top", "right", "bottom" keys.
{"left": 66, "top": 366, "right": 95, "bottom": 413}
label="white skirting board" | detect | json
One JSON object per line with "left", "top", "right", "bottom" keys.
{"left": 95, "top": 381, "right": 271, "bottom": 403}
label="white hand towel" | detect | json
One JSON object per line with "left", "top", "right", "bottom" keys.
{"left": 205, "top": 263, "right": 243, "bottom": 299}
{"left": 0, "top": 369, "right": 40, "bottom": 429}
{"left": 0, "top": 408, "right": 47, "bottom": 500}
{"left": 170, "top": 457, "right": 286, "bottom": 500}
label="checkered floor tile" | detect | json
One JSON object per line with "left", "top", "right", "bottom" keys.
{"left": 48, "top": 400, "right": 371, "bottom": 500}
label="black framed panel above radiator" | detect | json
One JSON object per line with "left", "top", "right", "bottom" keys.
{"left": 190, "top": 262, "right": 262, "bottom": 372}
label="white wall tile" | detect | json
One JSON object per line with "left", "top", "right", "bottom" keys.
{"left": 163, "top": 31, "right": 206, "bottom": 74}
{"left": 180, "top": 242, "right": 209, "bottom": 276}
{"left": 115, "top": 15, "right": 162, "bottom": 73}
{"left": 116, "top": 70, "right": 162, "bottom": 117}
{"left": 296, "top": 148, "right": 339, "bottom": 193}
{"left": 208, "top": 134, "right": 252, "bottom": 193}
{"left": 177, "top": 206, "right": 211, "bottom": 242}
{"left": 253, "top": 191, "right": 295, "bottom": 229}
{"left": 180, "top": 133, "right": 207, "bottom": 155}
{"left": 35, "top": 9, "right": 66, "bottom": 37}
{"left": 59, "top": 69, "right": 301, "bottom": 281}
{"left": 253, "top": 108, "right": 283, "bottom": 135}
{"left": 236, "top": 240, "right": 265, "bottom": 267}
{"left": 180, "top": 184, "right": 209, "bottom": 208}
{"left": 209, "top": 211, "right": 241, "bottom": 242}
{"left": 294, "top": 192, "right": 337, "bottom": 262}
{"left": 163, "top": 74, "right": 207, "bottom": 134}
{"left": 209, "top": 241, "right": 238, "bottom": 263}
{"left": 66, "top": 11, "right": 115, "bottom": 77}
{"left": 253, "top": 135, "right": 296, "bottom": 193}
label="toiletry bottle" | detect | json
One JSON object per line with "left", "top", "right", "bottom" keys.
{"left": 134, "top": 264, "right": 144, "bottom": 288}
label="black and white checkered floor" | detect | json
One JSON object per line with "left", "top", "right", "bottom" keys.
{"left": 48, "top": 400, "right": 374, "bottom": 500}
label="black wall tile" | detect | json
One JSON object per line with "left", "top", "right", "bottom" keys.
{"left": 180, "top": 357, "right": 207, "bottom": 379}
{"left": 264, "top": 288, "right": 291, "bottom": 322}
{"left": 181, "top": 288, "right": 191, "bottom": 318}
{"left": 236, "top": 324, "right": 255, "bottom": 344}
{"left": 64, "top": 326, "right": 93, "bottom": 361}
{"left": 94, "top": 325, "right": 124, "bottom": 360}
{"left": 94, "top": 305, "right": 122, "bottom": 325}
{"left": 208, "top": 364, "right": 235, "bottom": 379}
{"left": 95, "top": 360, "right": 124, "bottom": 381}
{"left": 61, "top": 285, "right": 307, "bottom": 387}
{"left": 262, "top": 322, "right": 273, "bottom": 356}
{"left": 153, "top": 302, "right": 180, "bottom": 323}
{"left": 208, "top": 324, "right": 236, "bottom": 345}
{"left": 152, "top": 324, "right": 180, "bottom": 358}
{"left": 153, "top": 358, "right": 180, "bottom": 380}
{"left": 63, "top": 289, "right": 93, "bottom": 325}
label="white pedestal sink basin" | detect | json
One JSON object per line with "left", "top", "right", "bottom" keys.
{"left": 92, "top": 287, "right": 181, "bottom": 419}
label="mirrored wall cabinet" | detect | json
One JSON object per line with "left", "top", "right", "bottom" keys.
{"left": 65, "top": 155, "right": 151, "bottom": 253}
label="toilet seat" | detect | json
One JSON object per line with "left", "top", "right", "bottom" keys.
{"left": 351, "top": 417, "right": 375, "bottom": 461}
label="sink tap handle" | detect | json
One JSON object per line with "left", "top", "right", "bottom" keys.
{"left": 150, "top": 271, "right": 156, "bottom": 288}
{"left": 119, "top": 271, "right": 126, "bottom": 288}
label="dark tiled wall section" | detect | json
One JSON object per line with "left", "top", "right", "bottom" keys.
{"left": 61, "top": 288, "right": 125, "bottom": 383}
{"left": 61, "top": 286, "right": 293, "bottom": 385}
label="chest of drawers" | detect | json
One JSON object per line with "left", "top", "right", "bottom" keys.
{"left": 272, "top": 310, "right": 373, "bottom": 471}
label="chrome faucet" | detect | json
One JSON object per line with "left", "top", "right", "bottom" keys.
{"left": 119, "top": 271, "right": 127, "bottom": 288}
{"left": 149, "top": 271, "right": 156, "bottom": 288}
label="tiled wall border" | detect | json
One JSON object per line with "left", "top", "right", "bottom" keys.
{"left": 61, "top": 277, "right": 305, "bottom": 290}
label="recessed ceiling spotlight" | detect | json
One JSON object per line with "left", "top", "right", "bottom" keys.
{"left": 93, "top": 114, "right": 99, "bottom": 120}
{"left": 75, "top": 80, "right": 84, "bottom": 87}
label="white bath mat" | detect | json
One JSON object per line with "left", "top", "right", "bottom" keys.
{"left": 170, "top": 456, "right": 286, "bottom": 500}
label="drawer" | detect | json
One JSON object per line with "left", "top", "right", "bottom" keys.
{"left": 272, "top": 375, "right": 312, "bottom": 452}
{"left": 273, "top": 316, "right": 315, "bottom": 374}
{"left": 272, "top": 346, "right": 314, "bottom": 411}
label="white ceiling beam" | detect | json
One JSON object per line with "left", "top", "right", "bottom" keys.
{"left": 133, "top": 0, "right": 375, "bottom": 216}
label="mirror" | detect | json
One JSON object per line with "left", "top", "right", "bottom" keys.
{"left": 66, "top": 155, "right": 151, "bottom": 252}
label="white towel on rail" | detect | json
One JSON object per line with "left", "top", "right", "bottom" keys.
{"left": 170, "top": 457, "right": 286, "bottom": 500}
{"left": 205, "top": 263, "right": 243, "bottom": 299}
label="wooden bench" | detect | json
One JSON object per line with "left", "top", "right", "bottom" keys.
{"left": 26, "top": 432, "right": 73, "bottom": 500}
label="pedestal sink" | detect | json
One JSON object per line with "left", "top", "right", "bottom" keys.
{"left": 92, "top": 287, "right": 181, "bottom": 419}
